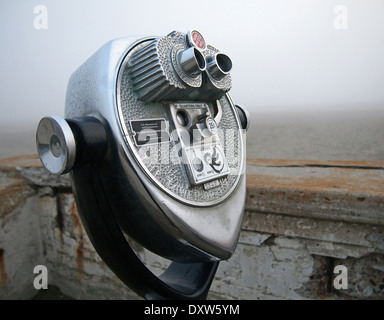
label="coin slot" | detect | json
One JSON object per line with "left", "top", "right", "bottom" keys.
{"left": 176, "top": 110, "right": 190, "bottom": 127}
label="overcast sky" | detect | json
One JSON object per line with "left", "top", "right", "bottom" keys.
{"left": 1, "top": 0, "right": 384, "bottom": 126}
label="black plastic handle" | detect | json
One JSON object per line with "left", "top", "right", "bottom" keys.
{"left": 67, "top": 117, "right": 219, "bottom": 300}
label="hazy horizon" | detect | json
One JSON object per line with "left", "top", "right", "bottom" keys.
{"left": 1, "top": 0, "right": 384, "bottom": 127}
{"left": 1, "top": 1, "right": 383, "bottom": 162}
{"left": 2, "top": 108, "right": 383, "bottom": 162}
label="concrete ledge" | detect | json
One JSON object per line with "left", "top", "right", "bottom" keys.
{"left": 245, "top": 159, "right": 384, "bottom": 256}
{"left": 0, "top": 155, "right": 383, "bottom": 299}
{"left": 246, "top": 159, "right": 384, "bottom": 225}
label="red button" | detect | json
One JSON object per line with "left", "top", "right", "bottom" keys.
{"left": 191, "top": 31, "right": 205, "bottom": 49}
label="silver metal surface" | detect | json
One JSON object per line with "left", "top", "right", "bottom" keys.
{"left": 64, "top": 31, "right": 247, "bottom": 261}
{"left": 168, "top": 102, "right": 230, "bottom": 186}
{"left": 36, "top": 116, "right": 76, "bottom": 175}
{"left": 206, "top": 53, "right": 232, "bottom": 80}
{"left": 116, "top": 31, "right": 243, "bottom": 206}
{"left": 118, "top": 61, "right": 243, "bottom": 205}
{"left": 129, "top": 32, "right": 202, "bottom": 102}
{"left": 177, "top": 46, "right": 206, "bottom": 77}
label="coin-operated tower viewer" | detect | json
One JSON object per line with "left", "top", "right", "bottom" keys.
{"left": 36, "top": 30, "right": 250, "bottom": 299}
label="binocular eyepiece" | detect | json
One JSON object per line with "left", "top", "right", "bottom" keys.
{"left": 129, "top": 30, "right": 233, "bottom": 102}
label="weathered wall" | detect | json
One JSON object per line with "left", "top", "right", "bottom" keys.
{"left": 1, "top": 155, "right": 383, "bottom": 300}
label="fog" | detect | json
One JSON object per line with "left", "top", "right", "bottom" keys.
{"left": 0, "top": 0, "right": 384, "bottom": 126}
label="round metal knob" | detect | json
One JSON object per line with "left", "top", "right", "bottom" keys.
{"left": 36, "top": 116, "right": 76, "bottom": 175}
